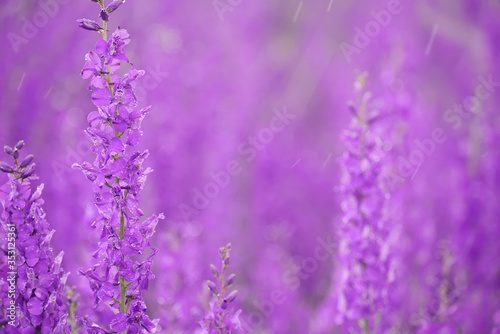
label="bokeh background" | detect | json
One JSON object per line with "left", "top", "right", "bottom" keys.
{"left": 1, "top": 0, "right": 500, "bottom": 332}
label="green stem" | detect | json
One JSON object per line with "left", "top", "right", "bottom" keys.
{"left": 70, "top": 302, "right": 78, "bottom": 334}
{"left": 99, "top": 0, "right": 114, "bottom": 95}
{"left": 120, "top": 210, "right": 125, "bottom": 241}
{"left": 120, "top": 276, "right": 126, "bottom": 313}
{"left": 99, "top": 4, "right": 128, "bottom": 331}
{"left": 361, "top": 319, "right": 369, "bottom": 334}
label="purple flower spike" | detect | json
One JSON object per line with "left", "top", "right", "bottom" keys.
{"left": 0, "top": 143, "right": 72, "bottom": 332}
{"left": 76, "top": 1, "right": 163, "bottom": 332}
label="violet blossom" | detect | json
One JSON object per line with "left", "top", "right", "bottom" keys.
{"left": 0, "top": 141, "right": 72, "bottom": 333}
{"left": 74, "top": 1, "right": 163, "bottom": 333}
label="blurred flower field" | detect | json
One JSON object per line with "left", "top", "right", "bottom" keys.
{"left": 1, "top": 0, "right": 500, "bottom": 333}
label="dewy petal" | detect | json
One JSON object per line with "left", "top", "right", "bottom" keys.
{"left": 96, "top": 39, "right": 109, "bottom": 55}
{"left": 81, "top": 60, "right": 96, "bottom": 79}
{"left": 91, "top": 89, "right": 113, "bottom": 107}
{"left": 108, "top": 137, "right": 125, "bottom": 156}
{"left": 110, "top": 313, "right": 128, "bottom": 332}
{"left": 91, "top": 75, "right": 109, "bottom": 89}
{"left": 27, "top": 297, "right": 44, "bottom": 315}
{"left": 108, "top": 58, "right": 121, "bottom": 73}
{"left": 126, "top": 129, "right": 141, "bottom": 147}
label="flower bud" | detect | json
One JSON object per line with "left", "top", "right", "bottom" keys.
{"left": 20, "top": 154, "right": 34, "bottom": 169}
{"left": 13, "top": 150, "right": 19, "bottom": 160}
{"left": 0, "top": 162, "right": 14, "bottom": 173}
{"left": 221, "top": 290, "right": 238, "bottom": 309}
{"left": 225, "top": 290, "right": 238, "bottom": 303}
{"left": 21, "top": 163, "right": 35, "bottom": 178}
{"left": 100, "top": 9, "right": 109, "bottom": 21}
{"left": 206, "top": 281, "right": 218, "bottom": 296}
{"left": 4, "top": 146, "right": 13, "bottom": 155}
{"left": 77, "top": 19, "right": 102, "bottom": 32}
{"left": 226, "top": 273, "right": 236, "bottom": 286}
{"left": 106, "top": 0, "right": 125, "bottom": 13}
{"left": 210, "top": 264, "right": 218, "bottom": 277}
{"left": 14, "top": 140, "right": 25, "bottom": 150}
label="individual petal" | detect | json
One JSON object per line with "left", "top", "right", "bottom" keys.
{"left": 95, "top": 39, "right": 108, "bottom": 55}
{"left": 108, "top": 137, "right": 125, "bottom": 156}
{"left": 91, "top": 89, "right": 113, "bottom": 107}
{"left": 27, "top": 297, "right": 44, "bottom": 316}
{"left": 126, "top": 129, "right": 141, "bottom": 147}
{"left": 110, "top": 313, "right": 128, "bottom": 332}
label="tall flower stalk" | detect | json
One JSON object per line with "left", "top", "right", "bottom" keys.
{"left": 75, "top": 1, "right": 164, "bottom": 332}
{"left": 0, "top": 141, "right": 71, "bottom": 333}
{"left": 335, "top": 75, "right": 394, "bottom": 333}
{"left": 201, "top": 243, "right": 244, "bottom": 333}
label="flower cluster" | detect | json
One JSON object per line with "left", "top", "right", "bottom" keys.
{"left": 201, "top": 243, "right": 244, "bottom": 334}
{"left": 0, "top": 141, "right": 70, "bottom": 333}
{"left": 335, "top": 75, "right": 394, "bottom": 333}
{"left": 75, "top": 1, "right": 163, "bottom": 332}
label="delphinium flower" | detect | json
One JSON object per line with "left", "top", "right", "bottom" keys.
{"left": 334, "top": 74, "right": 395, "bottom": 333}
{"left": 74, "top": 1, "right": 164, "bottom": 332}
{"left": 200, "top": 243, "right": 244, "bottom": 333}
{"left": 0, "top": 141, "right": 72, "bottom": 333}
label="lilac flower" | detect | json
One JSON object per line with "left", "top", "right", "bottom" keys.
{"left": 0, "top": 141, "right": 71, "bottom": 333}
{"left": 200, "top": 243, "right": 245, "bottom": 333}
{"left": 75, "top": 2, "right": 163, "bottom": 332}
